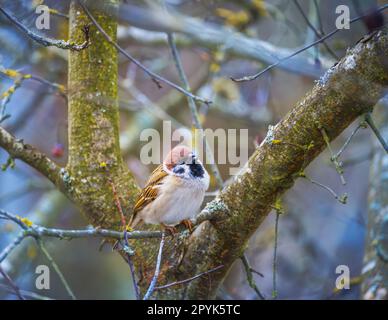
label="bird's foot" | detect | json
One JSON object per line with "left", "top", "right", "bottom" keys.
{"left": 161, "top": 224, "right": 178, "bottom": 236}
{"left": 180, "top": 219, "right": 194, "bottom": 233}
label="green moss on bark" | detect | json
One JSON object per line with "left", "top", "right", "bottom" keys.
{"left": 67, "top": 0, "right": 138, "bottom": 228}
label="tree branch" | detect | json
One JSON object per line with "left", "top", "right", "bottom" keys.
{"left": 116, "top": 3, "right": 334, "bottom": 78}
{"left": 0, "top": 208, "right": 163, "bottom": 241}
{"left": 232, "top": 5, "right": 388, "bottom": 82}
{"left": 138, "top": 30, "right": 388, "bottom": 299}
{"left": 78, "top": 0, "right": 210, "bottom": 105}
{"left": 0, "top": 126, "right": 64, "bottom": 190}
{"left": 0, "top": 7, "right": 90, "bottom": 51}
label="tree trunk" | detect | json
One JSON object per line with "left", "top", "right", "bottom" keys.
{"left": 67, "top": 0, "right": 138, "bottom": 228}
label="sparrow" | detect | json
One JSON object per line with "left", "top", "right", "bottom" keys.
{"left": 129, "top": 145, "right": 209, "bottom": 233}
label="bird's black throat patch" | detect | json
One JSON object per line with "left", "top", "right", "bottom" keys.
{"left": 189, "top": 163, "right": 204, "bottom": 178}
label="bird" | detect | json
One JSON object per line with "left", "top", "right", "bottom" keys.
{"left": 129, "top": 145, "right": 209, "bottom": 234}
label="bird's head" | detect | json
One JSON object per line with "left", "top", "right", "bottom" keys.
{"left": 163, "top": 145, "right": 205, "bottom": 179}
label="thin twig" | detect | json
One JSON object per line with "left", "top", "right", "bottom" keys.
{"left": 48, "top": 8, "right": 69, "bottom": 19}
{"left": 1, "top": 67, "right": 67, "bottom": 100}
{"left": 272, "top": 212, "right": 280, "bottom": 299}
{"left": 162, "top": 1, "right": 223, "bottom": 188}
{"left": 0, "top": 283, "right": 53, "bottom": 300}
{"left": 313, "top": 0, "right": 324, "bottom": 35}
{"left": 143, "top": 232, "right": 165, "bottom": 300}
{"left": 123, "top": 231, "right": 141, "bottom": 300}
{"left": 232, "top": 4, "right": 388, "bottom": 82}
{"left": 293, "top": 0, "right": 338, "bottom": 60}
{"left": 320, "top": 128, "right": 346, "bottom": 185}
{"left": 36, "top": 239, "right": 76, "bottom": 300}
{"left": 108, "top": 179, "right": 141, "bottom": 300}
{"left": 78, "top": 0, "right": 210, "bottom": 105}
{"left": 0, "top": 7, "right": 90, "bottom": 51}
{"left": 240, "top": 254, "right": 265, "bottom": 300}
{"left": 108, "top": 178, "right": 127, "bottom": 227}
{"left": 0, "top": 265, "right": 25, "bottom": 300}
{"left": 365, "top": 113, "right": 388, "bottom": 153}
{"left": 0, "top": 232, "right": 25, "bottom": 263}
{"left": 0, "top": 208, "right": 163, "bottom": 240}
{"left": 1, "top": 77, "right": 24, "bottom": 123}
{"left": 301, "top": 173, "right": 348, "bottom": 204}
{"left": 155, "top": 265, "right": 224, "bottom": 290}
{"left": 333, "top": 120, "right": 366, "bottom": 160}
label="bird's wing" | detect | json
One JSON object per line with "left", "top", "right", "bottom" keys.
{"left": 129, "top": 164, "right": 168, "bottom": 226}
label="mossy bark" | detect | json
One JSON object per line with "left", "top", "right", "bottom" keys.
{"left": 67, "top": 0, "right": 138, "bottom": 228}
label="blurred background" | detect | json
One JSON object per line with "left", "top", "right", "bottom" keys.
{"left": 0, "top": 0, "right": 387, "bottom": 299}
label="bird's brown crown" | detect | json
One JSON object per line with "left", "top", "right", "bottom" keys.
{"left": 164, "top": 145, "right": 192, "bottom": 170}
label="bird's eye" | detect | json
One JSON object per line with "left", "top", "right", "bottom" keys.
{"left": 173, "top": 166, "right": 185, "bottom": 175}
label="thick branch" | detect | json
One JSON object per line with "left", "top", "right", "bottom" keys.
{"left": 0, "top": 127, "right": 64, "bottom": 189}
{"left": 137, "top": 30, "right": 388, "bottom": 299}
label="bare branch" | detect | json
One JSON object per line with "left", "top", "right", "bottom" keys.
{"left": 109, "top": 179, "right": 140, "bottom": 300}
{"left": 77, "top": 0, "right": 210, "bottom": 105}
{"left": 0, "top": 233, "right": 25, "bottom": 264}
{"left": 0, "top": 7, "right": 90, "bottom": 51}
{"left": 301, "top": 172, "right": 348, "bottom": 204}
{"left": 292, "top": 0, "right": 338, "bottom": 60}
{"left": 143, "top": 232, "right": 166, "bottom": 300}
{"left": 333, "top": 119, "right": 367, "bottom": 161}
{"left": 0, "top": 67, "right": 67, "bottom": 104}
{"left": 272, "top": 212, "right": 280, "bottom": 299}
{"left": 365, "top": 113, "right": 388, "bottom": 153}
{"left": 0, "top": 209, "right": 164, "bottom": 241}
{"left": 0, "top": 283, "right": 52, "bottom": 300}
{"left": 240, "top": 254, "right": 265, "bottom": 300}
{"left": 0, "top": 265, "right": 25, "bottom": 300}
{"left": 320, "top": 127, "right": 346, "bottom": 185}
{"left": 117, "top": 4, "right": 334, "bottom": 78}
{"left": 155, "top": 265, "right": 224, "bottom": 291}
{"left": 36, "top": 239, "right": 76, "bottom": 300}
{"left": 0, "top": 126, "right": 64, "bottom": 189}
{"left": 232, "top": 4, "right": 388, "bottom": 82}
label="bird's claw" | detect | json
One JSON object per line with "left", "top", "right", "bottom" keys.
{"left": 181, "top": 219, "right": 194, "bottom": 233}
{"left": 162, "top": 224, "right": 178, "bottom": 236}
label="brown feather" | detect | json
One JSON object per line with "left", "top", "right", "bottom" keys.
{"left": 129, "top": 165, "right": 168, "bottom": 226}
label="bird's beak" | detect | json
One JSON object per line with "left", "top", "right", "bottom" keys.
{"left": 191, "top": 153, "right": 197, "bottom": 164}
